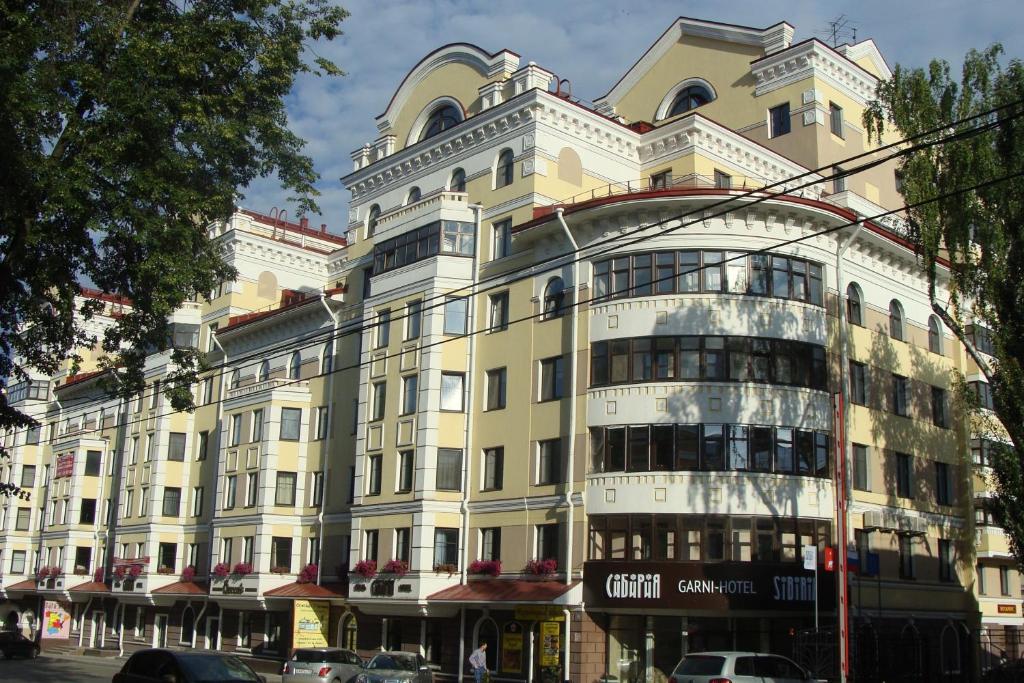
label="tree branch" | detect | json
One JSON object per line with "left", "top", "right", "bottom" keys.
{"left": 931, "top": 301, "right": 994, "bottom": 382}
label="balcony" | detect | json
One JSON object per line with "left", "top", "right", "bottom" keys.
{"left": 977, "top": 525, "right": 1014, "bottom": 559}
{"left": 224, "top": 378, "right": 309, "bottom": 411}
{"left": 347, "top": 569, "right": 461, "bottom": 606}
{"left": 113, "top": 571, "right": 185, "bottom": 594}
{"left": 209, "top": 571, "right": 296, "bottom": 597}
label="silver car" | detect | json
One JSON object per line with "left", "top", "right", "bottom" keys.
{"left": 355, "top": 651, "right": 433, "bottom": 683}
{"left": 670, "top": 651, "right": 822, "bottom": 683}
{"left": 282, "top": 647, "right": 364, "bottom": 683}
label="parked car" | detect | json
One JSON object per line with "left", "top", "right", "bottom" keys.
{"left": 0, "top": 631, "right": 40, "bottom": 659}
{"left": 670, "top": 652, "right": 822, "bottom": 683}
{"left": 282, "top": 647, "right": 363, "bottom": 683}
{"left": 355, "top": 652, "right": 433, "bottom": 683}
{"left": 983, "top": 659, "right": 1024, "bottom": 683}
{"left": 112, "top": 649, "right": 267, "bottom": 683}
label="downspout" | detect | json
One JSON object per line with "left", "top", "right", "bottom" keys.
{"left": 78, "top": 596, "right": 93, "bottom": 647}
{"left": 835, "top": 219, "right": 864, "bottom": 683}
{"left": 460, "top": 204, "right": 484, "bottom": 585}
{"left": 209, "top": 332, "right": 228, "bottom": 587}
{"left": 317, "top": 294, "right": 341, "bottom": 583}
{"left": 103, "top": 377, "right": 129, "bottom": 590}
{"left": 554, "top": 208, "right": 578, "bottom": 683}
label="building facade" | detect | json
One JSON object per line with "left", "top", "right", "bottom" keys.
{"left": 0, "top": 15, "right": 1015, "bottom": 682}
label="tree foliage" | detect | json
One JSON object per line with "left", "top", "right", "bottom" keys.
{"left": 0, "top": 1, "right": 347, "bottom": 443}
{"left": 864, "top": 45, "right": 1024, "bottom": 562}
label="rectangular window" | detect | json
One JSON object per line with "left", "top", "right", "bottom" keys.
{"left": 440, "top": 373, "right": 464, "bottom": 411}
{"left": 197, "top": 431, "right": 209, "bottom": 461}
{"left": 364, "top": 529, "right": 379, "bottom": 562}
{"left": 367, "top": 455, "right": 382, "bottom": 496}
{"left": 443, "top": 297, "right": 468, "bottom": 335}
{"left": 20, "top": 465, "right": 35, "bottom": 489}
{"left": 251, "top": 409, "right": 263, "bottom": 443}
{"left": 854, "top": 444, "right": 870, "bottom": 491}
{"left": 971, "top": 381, "right": 995, "bottom": 410}
{"left": 537, "top": 524, "right": 560, "bottom": 563}
{"left": 78, "top": 498, "right": 96, "bottom": 524}
{"left": 436, "top": 449, "right": 463, "bottom": 491}
{"left": 833, "top": 166, "right": 846, "bottom": 193}
{"left": 891, "top": 374, "right": 909, "bottom": 416}
{"left": 376, "top": 309, "right": 391, "bottom": 348}
{"left": 125, "top": 488, "right": 135, "bottom": 517}
{"left": 243, "top": 536, "right": 254, "bottom": 564}
{"left": 275, "top": 472, "right": 296, "bottom": 506}
{"left": 311, "top": 471, "right": 324, "bottom": 507}
{"left": 769, "top": 102, "right": 791, "bottom": 137}
{"left": 192, "top": 487, "right": 204, "bottom": 517}
{"left": 371, "top": 381, "right": 387, "bottom": 420}
{"left": 650, "top": 170, "right": 672, "bottom": 190}
{"left": 850, "top": 361, "right": 867, "bottom": 405}
{"left": 483, "top": 447, "right": 504, "bottom": 491}
{"left": 486, "top": 368, "right": 507, "bottom": 411}
{"left": 139, "top": 487, "right": 149, "bottom": 516}
{"left": 271, "top": 536, "right": 292, "bottom": 572}
{"left": 15, "top": 507, "right": 30, "bottom": 530}
{"left": 538, "top": 439, "right": 562, "bottom": 485}
{"left": 830, "top": 102, "right": 844, "bottom": 137}
{"left": 398, "top": 451, "right": 414, "bottom": 493}
{"left": 280, "top": 407, "right": 301, "bottom": 441}
{"left": 539, "top": 356, "right": 565, "bottom": 401}
{"left": 896, "top": 452, "right": 913, "bottom": 499}
{"left": 10, "top": 550, "right": 26, "bottom": 574}
{"left": 405, "top": 300, "right": 422, "bottom": 340}
{"left": 714, "top": 170, "right": 732, "bottom": 189}
{"left": 939, "top": 539, "right": 955, "bottom": 582}
{"left": 158, "top": 543, "right": 176, "bottom": 572}
{"left": 433, "top": 528, "right": 459, "bottom": 568}
{"left": 936, "top": 462, "right": 952, "bottom": 506}
{"left": 493, "top": 219, "right": 512, "bottom": 259}
{"left": 245, "top": 472, "right": 258, "bottom": 507}
{"left": 162, "top": 487, "right": 181, "bottom": 517}
{"left": 146, "top": 432, "right": 157, "bottom": 461}
{"left": 224, "top": 475, "right": 236, "bottom": 509}
{"left": 489, "top": 291, "right": 509, "bottom": 331}
{"left": 899, "top": 536, "right": 914, "bottom": 579}
{"left": 1001, "top": 565, "right": 1011, "bottom": 595}
{"left": 395, "top": 528, "right": 411, "bottom": 563}
{"left": 401, "top": 375, "right": 418, "bottom": 415}
{"left": 481, "top": 527, "right": 501, "bottom": 561}
{"left": 315, "top": 406, "right": 329, "bottom": 440}
{"left": 163, "top": 431, "right": 186, "bottom": 462}
{"left": 230, "top": 414, "right": 242, "bottom": 446}
{"left": 931, "top": 386, "right": 948, "bottom": 428}
{"left": 84, "top": 450, "right": 102, "bottom": 475}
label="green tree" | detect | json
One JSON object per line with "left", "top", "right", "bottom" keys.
{"left": 0, "top": 0, "right": 347, "bottom": 459}
{"left": 864, "top": 45, "right": 1024, "bottom": 562}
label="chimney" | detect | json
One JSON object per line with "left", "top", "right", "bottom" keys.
{"left": 320, "top": 223, "right": 327, "bottom": 234}
{"left": 300, "top": 216, "right": 309, "bottom": 229}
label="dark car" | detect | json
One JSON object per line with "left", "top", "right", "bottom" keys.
{"left": 983, "top": 660, "right": 1024, "bottom": 683}
{"left": 0, "top": 631, "right": 40, "bottom": 659}
{"left": 112, "top": 649, "right": 268, "bottom": 683}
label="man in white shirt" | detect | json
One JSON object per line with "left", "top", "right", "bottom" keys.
{"left": 468, "top": 642, "right": 488, "bottom": 683}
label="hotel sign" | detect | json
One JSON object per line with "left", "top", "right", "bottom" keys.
{"left": 585, "top": 561, "right": 835, "bottom": 611}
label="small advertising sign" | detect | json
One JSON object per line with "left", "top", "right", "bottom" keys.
{"left": 501, "top": 622, "right": 523, "bottom": 673}
{"left": 292, "top": 600, "right": 329, "bottom": 649}
{"left": 55, "top": 453, "right": 74, "bottom": 479}
{"left": 540, "top": 621, "right": 560, "bottom": 668}
{"left": 803, "top": 546, "right": 817, "bottom": 571}
{"left": 42, "top": 600, "right": 70, "bottom": 639}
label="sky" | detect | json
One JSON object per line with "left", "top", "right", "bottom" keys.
{"left": 242, "top": 0, "right": 1021, "bottom": 234}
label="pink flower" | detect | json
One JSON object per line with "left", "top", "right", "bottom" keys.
{"left": 181, "top": 566, "right": 196, "bottom": 582}
{"left": 128, "top": 564, "right": 143, "bottom": 578}
{"left": 297, "top": 564, "right": 318, "bottom": 584}
{"left": 353, "top": 560, "right": 377, "bottom": 578}
{"left": 232, "top": 562, "right": 253, "bottom": 576}
{"left": 469, "top": 560, "right": 502, "bottom": 577}
{"left": 525, "top": 558, "right": 557, "bottom": 576}
{"left": 213, "top": 562, "right": 230, "bottom": 578}
{"left": 382, "top": 559, "right": 408, "bottom": 576}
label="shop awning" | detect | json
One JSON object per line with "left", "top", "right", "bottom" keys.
{"left": 68, "top": 581, "right": 110, "bottom": 594}
{"left": 428, "top": 580, "right": 580, "bottom": 605}
{"left": 152, "top": 581, "right": 207, "bottom": 595}
{"left": 263, "top": 582, "right": 346, "bottom": 599}
{"left": 4, "top": 579, "right": 38, "bottom": 592}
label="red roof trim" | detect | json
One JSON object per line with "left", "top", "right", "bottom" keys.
{"left": 239, "top": 209, "right": 347, "bottom": 247}
{"left": 219, "top": 287, "right": 344, "bottom": 334}
{"left": 428, "top": 579, "right": 578, "bottom": 603}
{"left": 79, "top": 287, "right": 133, "bottom": 306}
{"left": 68, "top": 581, "right": 111, "bottom": 593}
{"left": 264, "top": 582, "right": 346, "bottom": 598}
{"left": 4, "top": 579, "right": 39, "bottom": 591}
{"left": 152, "top": 580, "right": 207, "bottom": 595}
{"left": 56, "top": 369, "right": 107, "bottom": 391}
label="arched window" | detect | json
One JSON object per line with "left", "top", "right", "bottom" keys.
{"left": 543, "top": 277, "right": 566, "bottom": 319}
{"left": 928, "top": 315, "right": 943, "bottom": 354}
{"left": 889, "top": 299, "right": 905, "bottom": 341}
{"left": 366, "top": 204, "right": 380, "bottom": 237}
{"left": 846, "top": 283, "right": 863, "bottom": 326}
{"left": 257, "top": 360, "right": 269, "bottom": 383}
{"left": 474, "top": 617, "right": 500, "bottom": 673}
{"left": 339, "top": 613, "right": 358, "bottom": 651}
{"left": 667, "top": 84, "right": 713, "bottom": 117}
{"left": 180, "top": 606, "right": 195, "bottom": 646}
{"left": 449, "top": 168, "right": 466, "bottom": 193}
{"left": 406, "top": 186, "right": 421, "bottom": 204}
{"left": 495, "top": 149, "right": 514, "bottom": 189}
{"left": 230, "top": 369, "right": 240, "bottom": 390}
{"left": 321, "top": 340, "right": 334, "bottom": 375}
{"left": 420, "top": 104, "right": 462, "bottom": 141}
{"left": 288, "top": 352, "right": 301, "bottom": 380}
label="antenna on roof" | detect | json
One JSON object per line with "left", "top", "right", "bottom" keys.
{"left": 820, "top": 15, "right": 858, "bottom": 47}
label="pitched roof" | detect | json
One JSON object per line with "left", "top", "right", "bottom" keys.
{"left": 428, "top": 579, "right": 578, "bottom": 604}
{"left": 263, "top": 582, "right": 346, "bottom": 599}
{"left": 68, "top": 581, "right": 111, "bottom": 593}
{"left": 152, "top": 581, "right": 207, "bottom": 595}
{"left": 3, "top": 579, "right": 38, "bottom": 591}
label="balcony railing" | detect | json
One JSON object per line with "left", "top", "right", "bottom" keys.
{"left": 225, "top": 378, "right": 309, "bottom": 401}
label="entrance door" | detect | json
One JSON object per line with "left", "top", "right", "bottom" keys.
{"left": 205, "top": 616, "right": 220, "bottom": 650}
{"left": 154, "top": 614, "right": 168, "bottom": 648}
{"left": 89, "top": 611, "right": 104, "bottom": 648}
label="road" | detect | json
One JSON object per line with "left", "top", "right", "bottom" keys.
{"left": 0, "top": 653, "right": 284, "bottom": 683}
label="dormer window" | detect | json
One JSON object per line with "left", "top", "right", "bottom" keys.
{"left": 406, "top": 187, "right": 421, "bottom": 204}
{"left": 420, "top": 104, "right": 462, "bottom": 141}
{"left": 667, "top": 85, "right": 712, "bottom": 117}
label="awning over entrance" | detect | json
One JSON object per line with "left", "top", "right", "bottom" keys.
{"left": 68, "top": 581, "right": 111, "bottom": 594}
{"left": 152, "top": 581, "right": 207, "bottom": 595}
{"left": 4, "top": 579, "right": 39, "bottom": 592}
{"left": 264, "top": 582, "right": 346, "bottom": 599}
{"left": 428, "top": 580, "right": 580, "bottom": 605}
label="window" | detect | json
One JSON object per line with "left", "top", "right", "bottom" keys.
{"left": 243, "top": 536, "right": 254, "bottom": 564}
{"left": 395, "top": 528, "right": 411, "bottom": 563}
{"left": 485, "top": 368, "right": 507, "bottom": 411}
{"left": 650, "top": 170, "right": 672, "bottom": 190}
{"left": 896, "top": 452, "right": 913, "bottom": 498}
{"left": 932, "top": 386, "right": 948, "bottom": 428}
{"left": 229, "top": 413, "right": 242, "bottom": 447}
{"left": 495, "top": 149, "right": 514, "bottom": 188}
{"left": 258, "top": 360, "right": 269, "bottom": 382}
{"left": 538, "top": 439, "right": 562, "bottom": 485}
{"left": 899, "top": 534, "right": 915, "bottom": 579}
{"left": 398, "top": 451, "right": 414, "bottom": 493}
{"left": 936, "top": 462, "right": 953, "bottom": 506}
{"left": 84, "top": 449, "right": 102, "bottom": 475}
{"left": 443, "top": 297, "right": 468, "bottom": 335}
{"left": 321, "top": 341, "right": 333, "bottom": 375}
{"left": 79, "top": 498, "right": 97, "bottom": 524}
{"left": 202, "top": 377, "right": 213, "bottom": 405}
{"left": 251, "top": 409, "right": 264, "bottom": 442}
{"left": 376, "top": 309, "right": 391, "bottom": 348}
{"left": 421, "top": 104, "right": 461, "bottom": 140}
{"left": 364, "top": 529, "right": 379, "bottom": 562}
{"left": 853, "top": 444, "right": 870, "bottom": 492}
{"left": 139, "top": 487, "right": 149, "bottom": 516}
{"left": 966, "top": 323, "right": 995, "bottom": 356}
{"left": 833, "top": 166, "right": 846, "bottom": 193}
{"left": 481, "top": 528, "right": 501, "bottom": 561}
{"left": 449, "top": 167, "right": 466, "bottom": 192}
{"left": 192, "top": 487, "right": 204, "bottom": 517}
{"left": 315, "top": 406, "right": 329, "bottom": 440}
{"left": 830, "top": 102, "right": 844, "bottom": 137}
{"left": 288, "top": 352, "right": 301, "bottom": 380}
{"left": 158, "top": 543, "right": 176, "bottom": 572}
{"left": 714, "top": 170, "right": 731, "bottom": 189}
{"left": 846, "top": 283, "right": 863, "bottom": 326}
{"left": 20, "top": 465, "right": 35, "bottom": 489}
{"left": 436, "top": 449, "right": 462, "bottom": 491}
{"left": 275, "top": 472, "right": 297, "bottom": 506}
{"left": 539, "top": 356, "right": 565, "bottom": 401}
{"left": 440, "top": 373, "right": 464, "bottom": 411}
{"left": 493, "top": 219, "right": 512, "bottom": 259}
{"left": 150, "top": 380, "right": 160, "bottom": 409}
{"left": 224, "top": 475, "right": 236, "bottom": 509}
{"left": 366, "top": 204, "right": 380, "bottom": 237}
{"left": 125, "top": 488, "right": 135, "bottom": 516}
{"left": 537, "top": 524, "right": 560, "bottom": 563}
{"left": 371, "top": 381, "right": 387, "bottom": 421}
{"left": 850, "top": 361, "right": 867, "bottom": 405}
{"left": 891, "top": 374, "right": 909, "bottom": 416}
{"left": 483, "top": 447, "right": 503, "bottom": 491}
{"left": 10, "top": 550, "right": 26, "bottom": 574}
{"left": 489, "top": 291, "right": 509, "bottom": 331}
{"left": 667, "top": 84, "right": 712, "bottom": 116}
{"left": 146, "top": 432, "right": 157, "bottom": 462}
{"left": 162, "top": 431, "right": 186, "bottom": 462}
{"left": 311, "top": 472, "right": 324, "bottom": 507}
{"left": 434, "top": 528, "right": 459, "bottom": 567}
{"left": 769, "top": 102, "right": 791, "bottom": 137}
{"left": 162, "top": 488, "right": 181, "bottom": 517}
{"left": 230, "top": 369, "right": 241, "bottom": 389}
{"left": 1001, "top": 565, "right": 1011, "bottom": 595}
{"left": 279, "top": 407, "right": 301, "bottom": 441}
{"left": 405, "top": 300, "right": 422, "bottom": 340}
{"left": 197, "top": 431, "right": 209, "bottom": 461}
{"left": 889, "top": 300, "right": 905, "bottom": 341}
{"left": 367, "top": 455, "right": 382, "bottom": 496}
{"left": 406, "top": 186, "right": 421, "bottom": 204}
{"left": 929, "top": 316, "right": 943, "bottom": 354}
{"left": 543, "top": 277, "right": 566, "bottom": 319}
{"left": 401, "top": 375, "right": 418, "bottom": 415}
{"left": 971, "top": 380, "right": 995, "bottom": 410}
{"left": 271, "top": 537, "right": 292, "bottom": 572}
{"left": 978, "top": 564, "right": 987, "bottom": 594}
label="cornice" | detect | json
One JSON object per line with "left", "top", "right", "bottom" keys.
{"left": 752, "top": 39, "right": 879, "bottom": 104}
{"left": 222, "top": 231, "right": 330, "bottom": 278}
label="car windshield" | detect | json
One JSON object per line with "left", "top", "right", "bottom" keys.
{"left": 367, "top": 654, "right": 417, "bottom": 672}
{"left": 177, "top": 654, "right": 260, "bottom": 682}
{"left": 293, "top": 649, "right": 336, "bottom": 663}
{"left": 673, "top": 655, "right": 725, "bottom": 675}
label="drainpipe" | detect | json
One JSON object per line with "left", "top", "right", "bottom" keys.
{"left": 317, "top": 294, "right": 341, "bottom": 583}
{"left": 102, "top": 377, "right": 130, "bottom": 631}
{"left": 78, "top": 596, "right": 93, "bottom": 648}
{"left": 460, "top": 204, "right": 484, "bottom": 585}
{"left": 835, "top": 219, "right": 864, "bottom": 683}
{"left": 458, "top": 606, "right": 467, "bottom": 683}
{"left": 554, "top": 208, "right": 579, "bottom": 683}
{"left": 209, "top": 333, "right": 228, "bottom": 586}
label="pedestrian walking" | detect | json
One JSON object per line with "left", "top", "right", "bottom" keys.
{"left": 469, "top": 642, "right": 488, "bottom": 683}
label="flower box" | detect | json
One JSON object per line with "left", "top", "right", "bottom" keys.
{"left": 297, "top": 564, "right": 318, "bottom": 584}
{"left": 181, "top": 566, "right": 196, "bottom": 582}
{"left": 232, "top": 562, "right": 253, "bottom": 576}
{"left": 157, "top": 566, "right": 175, "bottom": 575}
{"left": 525, "top": 558, "right": 557, "bottom": 576}
{"left": 468, "top": 560, "right": 502, "bottom": 577}
{"left": 270, "top": 566, "right": 291, "bottom": 574}
{"left": 353, "top": 560, "right": 377, "bottom": 578}
{"left": 381, "top": 560, "right": 408, "bottom": 576}
{"left": 433, "top": 563, "right": 457, "bottom": 577}
{"left": 213, "top": 562, "right": 230, "bottom": 579}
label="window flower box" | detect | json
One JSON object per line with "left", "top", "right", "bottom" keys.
{"left": 353, "top": 560, "right": 377, "bottom": 578}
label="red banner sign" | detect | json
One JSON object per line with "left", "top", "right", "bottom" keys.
{"left": 55, "top": 453, "right": 74, "bottom": 479}
{"left": 113, "top": 557, "right": 150, "bottom": 566}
